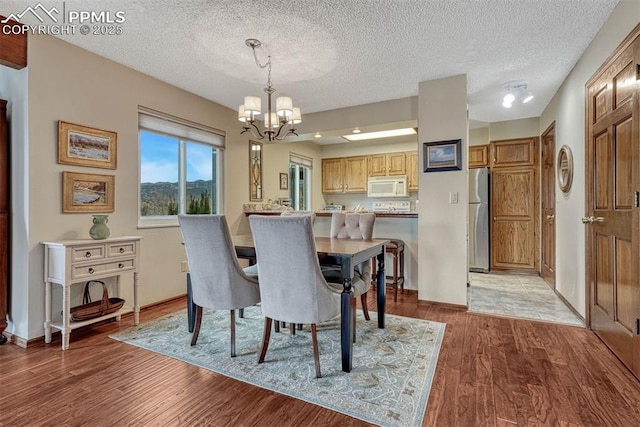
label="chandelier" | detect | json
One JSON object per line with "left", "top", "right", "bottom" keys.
{"left": 238, "top": 39, "right": 302, "bottom": 142}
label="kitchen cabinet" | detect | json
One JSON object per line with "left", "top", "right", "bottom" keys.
{"left": 489, "top": 137, "right": 539, "bottom": 272}
{"left": 321, "top": 156, "right": 368, "bottom": 193}
{"left": 368, "top": 153, "right": 406, "bottom": 177}
{"left": 406, "top": 151, "right": 418, "bottom": 191}
{"left": 491, "top": 137, "right": 536, "bottom": 168}
{"left": 469, "top": 145, "right": 489, "bottom": 168}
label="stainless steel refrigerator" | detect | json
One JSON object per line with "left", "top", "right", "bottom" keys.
{"left": 469, "top": 167, "right": 490, "bottom": 272}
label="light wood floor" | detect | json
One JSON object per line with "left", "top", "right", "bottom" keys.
{"left": 1, "top": 290, "right": 640, "bottom": 426}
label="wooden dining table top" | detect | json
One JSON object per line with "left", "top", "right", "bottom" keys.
{"left": 232, "top": 235, "right": 389, "bottom": 257}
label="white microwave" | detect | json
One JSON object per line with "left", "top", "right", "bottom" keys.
{"left": 367, "top": 176, "right": 408, "bottom": 198}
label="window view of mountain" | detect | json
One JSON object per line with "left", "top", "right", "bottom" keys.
{"left": 140, "top": 180, "right": 214, "bottom": 216}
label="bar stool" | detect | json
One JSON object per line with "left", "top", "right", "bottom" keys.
{"left": 371, "top": 239, "right": 405, "bottom": 302}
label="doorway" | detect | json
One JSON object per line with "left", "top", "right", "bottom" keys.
{"left": 541, "top": 123, "right": 556, "bottom": 288}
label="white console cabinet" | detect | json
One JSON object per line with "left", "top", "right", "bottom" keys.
{"left": 42, "top": 236, "right": 142, "bottom": 349}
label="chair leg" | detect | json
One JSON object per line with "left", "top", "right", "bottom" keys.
{"left": 351, "top": 296, "right": 357, "bottom": 343}
{"left": 311, "top": 324, "right": 321, "bottom": 378}
{"left": 371, "top": 258, "right": 377, "bottom": 288}
{"left": 400, "top": 248, "right": 405, "bottom": 295}
{"left": 191, "top": 305, "right": 203, "bottom": 346}
{"left": 258, "top": 317, "right": 273, "bottom": 363}
{"left": 274, "top": 320, "right": 280, "bottom": 333}
{"left": 289, "top": 323, "right": 296, "bottom": 335}
{"left": 230, "top": 310, "right": 236, "bottom": 357}
{"left": 360, "top": 293, "right": 370, "bottom": 321}
{"left": 393, "top": 251, "right": 398, "bottom": 302}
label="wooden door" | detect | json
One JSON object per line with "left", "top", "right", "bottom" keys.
{"left": 585, "top": 26, "right": 640, "bottom": 378}
{"left": 490, "top": 137, "right": 539, "bottom": 272}
{"left": 406, "top": 151, "right": 418, "bottom": 191}
{"left": 491, "top": 167, "right": 537, "bottom": 271}
{"left": 469, "top": 145, "right": 489, "bottom": 168}
{"left": 0, "top": 99, "right": 7, "bottom": 343}
{"left": 368, "top": 154, "right": 386, "bottom": 177}
{"left": 321, "top": 158, "right": 343, "bottom": 193}
{"left": 541, "top": 123, "right": 556, "bottom": 287}
{"left": 343, "top": 156, "right": 368, "bottom": 193}
{"left": 386, "top": 152, "right": 406, "bottom": 175}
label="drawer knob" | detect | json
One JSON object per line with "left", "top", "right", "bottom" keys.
{"left": 118, "top": 263, "right": 124, "bottom": 269}
{"left": 119, "top": 247, "right": 125, "bottom": 253}
{"left": 85, "top": 251, "right": 92, "bottom": 258}
{"left": 88, "top": 267, "right": 95, "bottom": 274}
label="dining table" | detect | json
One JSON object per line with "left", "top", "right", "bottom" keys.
{"left": 186, "top": 234, "right": 389, "bottom": 373}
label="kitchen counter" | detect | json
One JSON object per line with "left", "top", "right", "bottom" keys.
{"left": 244, "top": 210, "right": 418, "bottom": 218}
{"left": 315, "top": 211, "right": 418, "bottom": 218}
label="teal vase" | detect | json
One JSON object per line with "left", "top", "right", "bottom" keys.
{"left": 89, "top": 215, "right": 110, "bottom": 240}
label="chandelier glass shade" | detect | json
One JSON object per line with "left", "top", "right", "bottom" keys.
{"left": 238, "top": 39, "right": 301, "bottom": 142}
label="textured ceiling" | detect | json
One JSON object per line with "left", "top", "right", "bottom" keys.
{"left": 1, "top": 0, "right": 619, "bottom": 129}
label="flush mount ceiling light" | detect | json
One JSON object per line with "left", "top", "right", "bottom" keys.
{"left": 314, "top": 132, "right": 322, "bottom": 138}
{"left": 238, "top": 39, "right": 301, "bottom": 142}
{"left": 352, "top": 128, "right": 361, "bottom": 134}
{"left": 342, "top": 128, "right": 416, "bottom": 141}
{"left": 501, "top": 82, "right": 534, "bottom": 108}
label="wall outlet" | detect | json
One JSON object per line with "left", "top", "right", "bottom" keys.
{"left": 180, "top": 261, "right": 189, "bottom": 272}
{"left": 449, "top": 192, "right": 458, "bottom": 204}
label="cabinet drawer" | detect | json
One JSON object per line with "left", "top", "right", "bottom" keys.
{"left": 72, "top": 259, "right": 135, "bottom": 279}
{"left": 72, "top": 245, "right": 105, "bottom": 262}
{"left": 108, "top": 242, "right": 136, "bottom": 257}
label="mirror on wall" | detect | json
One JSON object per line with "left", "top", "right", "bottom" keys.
{"left": 250, "top": 140, "right": 263, "bottom": 201}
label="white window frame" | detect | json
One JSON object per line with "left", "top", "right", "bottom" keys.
{"left": 137, "top": 108, "right": 225, "bottom": 228}
{"left": 289, "top": 153, "right": 313, "bottom": 211}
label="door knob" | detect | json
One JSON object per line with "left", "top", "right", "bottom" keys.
{"left": 546, "top": 214, "right": 555, "bottom": 220}
{"left": 593, "top": 216, "right": 605, "bottom": 223}
{"left": 582, "top": 216, "right": 593, "bottom": 224}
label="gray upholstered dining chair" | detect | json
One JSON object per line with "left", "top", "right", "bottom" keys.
{"left": 249, "top": 215, "right": 342, "bottom": 378}
{"left": 321, "top": 212, "right": 375, "bottom": 321}
{"left": 178, "top": 214, "right": 261, "bottom": 357}
{"left": 243, "top": 211, "right": 317, "bottom": 279}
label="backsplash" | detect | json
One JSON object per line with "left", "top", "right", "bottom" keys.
{"left": 323, "top": 193, "right": 418, "bottom": 211}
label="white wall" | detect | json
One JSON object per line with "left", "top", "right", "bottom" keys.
{"left": 418, "top": 75, "right": 468, "bottom": 305}
{"left": 539, "top": 0, "right": 640, "bottom": 317}
{"left": 0, "top": 65, "right": 29, "bottom": 341}
{"left": 18, "top": 34, "right": 255, "bottom": 340}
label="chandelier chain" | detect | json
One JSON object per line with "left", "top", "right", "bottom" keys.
{"left": 250, "top": 45, "right": 273, "bottom": 89}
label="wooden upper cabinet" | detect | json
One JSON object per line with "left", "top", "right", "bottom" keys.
{"left": 469, "top": 145, "right": 489, "bottom": 168}
{"left": 368, "top": 153, "right": 406, "bottom": 176}
{"left": 491, "top": 137, "right": 536, "bottom": 168}
{"left": 321, "top": 158, "right": 344, "bottom": 193}
{"left": 406, "top": 151, "right": 418, "bottom": 191}
{"left": 343, "top": 156, "right": 368, "bottom": 193}
{"left": 321, "top": 156, "right": 368, "bottom": 193}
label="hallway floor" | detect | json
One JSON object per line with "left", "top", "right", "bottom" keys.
{"left": 468, "top": 272, "right": 584, "bottom": 327}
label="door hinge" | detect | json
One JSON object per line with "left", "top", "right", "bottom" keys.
{"left": 635, "top": 191, "right": 639, "bottom": 208}
{"left": 637, "top": 64, "right": 640, "bottom": 80}
{"left": 636, "top": 318, "right": 640, "bottom": 335}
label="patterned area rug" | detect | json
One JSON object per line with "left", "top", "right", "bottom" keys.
{"left": 109, "top": 306, "right": 445, "bottom": 426}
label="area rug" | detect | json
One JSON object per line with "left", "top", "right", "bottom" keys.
{"left": 109, "top": 306, "right": 445, "bottom": 426}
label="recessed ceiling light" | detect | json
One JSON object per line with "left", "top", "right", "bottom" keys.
{"left": 352, "top": 128, "right": 361, "bottom": 134}
{"left": 314, "top": 132, "right": 322, "bottom": 138}
{"left": 342, "top": 128, "right": 416, "bottom": 141}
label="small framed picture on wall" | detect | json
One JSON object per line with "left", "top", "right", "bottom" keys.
{"left": 423, "top": 139, "right": 462, "bottom": 172}
{"left": 279, "top": 172, "right": 289, "bottom": 190}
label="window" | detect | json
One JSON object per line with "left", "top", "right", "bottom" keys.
{"left": 139, "top": 108, "right": 225, "bottom": 227}
{"left": 289, "top": 153, "right": 312, "bottom": 211}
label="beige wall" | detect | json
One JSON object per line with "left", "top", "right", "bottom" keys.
{"left": 469, "top": 127, "right": 489, "bottom": 146}
{"left": 539, "top": 0, "right": 640, "bottom": 317}
{"left": 418, "top": 74, "right": 468, "bottom": 305}
{"left": 489, "top": 117, "right": 540, "bottom": 141}
{"left": 19, "top": 34, "right": 254, "bottom": 340}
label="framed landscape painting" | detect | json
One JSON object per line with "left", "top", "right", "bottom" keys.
{"left": 423, "top": 139, "right": 462, "bottom": 172}
{"left": 63, "top": 171, "right": 115, "bottom": 213}
{"left": 58, "top": 121, "right": 117, "bottom": 169}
